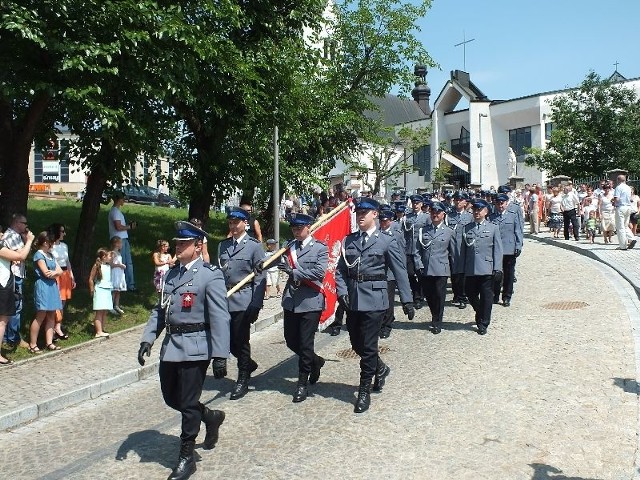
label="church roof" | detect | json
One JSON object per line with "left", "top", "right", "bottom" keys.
{"left": 365, "top": 94, "right": 428, "bottom": 126}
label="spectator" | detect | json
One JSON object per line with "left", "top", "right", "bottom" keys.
{"left": 48, "top": 223, "right": 75, "bottom": 340}
{"left": 89, "top": 248, "right": 113, "bottom": 338}
{"left": 0, "top": 229, "right": 34, "bottom": 364}
{"left": 546, "top": 187, "right": 564, "bottom": 238}
{"left": 1, "top": 213, "right": 31, "bottom": 350}
{"left": 561, "top": 182, "right": 581, "bottom": 241}
{"left": 585, "top": 211, "right": 598, "bottom": 244}
{"left": 29, "top": 232, "right": 63, "bottom": 353}
{"left": 598, "top": 184, "right": 616, "bottom": 244}
{"left": 613, "top": 174, "right": 637, "bottom": 250}
{"left": 239, "top": 203, "right": 263, "bottom": 243}
{"left": 152, "top": 239, "right": 174, "bottom": 293}
{"left": 263, "top": 239, "right": 281, "bottom": 299}
{"left": 630, "top": 186, "right": 640, "bottom": 236}
{"left": 527, "top": 187, "right": 539, "bottom": 234}
{"left": 108, "top": 193, "right": 136, "bottom": 291}
{"left": 189, "top": 218, "right": 210, "bottom": 263}
{"left": 110, "top": 236, "right": 126, "bottom": 314}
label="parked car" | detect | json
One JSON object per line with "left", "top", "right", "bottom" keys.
{"left": 101, "top": 184, "right": 181, "bottom": 207}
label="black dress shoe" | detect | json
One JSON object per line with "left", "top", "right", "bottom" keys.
{"left": 493, "top": 297, "right": 500, "bottom": 304}
{"left": 502, "top": 300, "right": 511, "bottom": 307}
{"left": 414, "top": 301, "right": 423, "bottom": 310}
{"left": 458, "top": 302, "right": 467, "bottom": 309}
{"left": 354, "top": 384, "right": 371, "bottom": 413}
{"left": 309, "top": 356, "right": 325, "bottom": 385}
{"left": 329, "top": 325, "right": 341, "bottom": 336}
{"left": 379, "top": 330, "right": 390, "bottom": 339}
{"left": 168, "top": 441, "right": 196, "bottom": 480}
{"left": 202, "top": 409, "right": 225, "bottom": 450}
{"left": 432, "top": 326, "right": 441, "bottom": 334}
{"left": 372, "top": 364, "right": 390, "bottom": 392}
{"left": 477, "top": 327, "right": 487, "bottom": 335}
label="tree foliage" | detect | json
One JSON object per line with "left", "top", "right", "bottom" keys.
{"left": 525, "top": 72, "right": 640, "bottom": 178}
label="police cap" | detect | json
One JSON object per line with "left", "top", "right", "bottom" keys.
{"left": 174, "top": 221, "right": 207, "bottom": 241}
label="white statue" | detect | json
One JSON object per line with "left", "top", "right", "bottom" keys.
{"left": 508, "top": 147, "right": 517, "bottom": 177}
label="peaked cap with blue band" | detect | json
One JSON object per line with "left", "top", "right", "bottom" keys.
{"left": 378, "top": 209, "right": 395, "bottom": 220}
{"left": 430, "top": 201, "right": 447, "bottom": 213}
{"left": 354, "top": 197, "right": 380, "bottom": 210}
{"left": 173, "top": 221, "right": 208, "bottom": 241}
{"left": 471, "top": 199, "right": 490, "bottom": 210}
{"left": 227, "top": 206, "right": 250, "bottom": 221}
{"left": 289, "top": 213, "right": 314, "bottom": 226}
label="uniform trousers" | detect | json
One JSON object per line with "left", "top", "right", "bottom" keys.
{"left": 465, "top": 275, "right": 494, "bottom": 329}
{"left": 229, "top": 310, "right": 252, "bottom": 371}
{"left": 380, "top": 279, "right": 397, "bottom": 334}
{"left": 493, "top": 254, "right": 516, "bottom": 301}
{"left": 159, "top": 360, "right": 209, "bottom": 442}
{"left": 346, "top": 310, "right": 386, "bottom": 383}
{"left": 420, "top": 276, "right": 447, "bottom": 326}
{"left": 283, "top": 310, "right": 321, "bottom": 374}
{"left": 406, "top": 255, "right": 422, "bottom": 301}
{"left": 450, "top": 273, "right": 466, "bottom": 302}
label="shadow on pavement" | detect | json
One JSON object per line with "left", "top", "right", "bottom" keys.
{"left": 529, "top": 463, "right": 601, "bottom": 479}
{"left": 392, "top": 320, "right": 476, "bottom": 332}
{"left": 115, "top": 429, "right": 182, "bottom": 469}
{"left": 612, "top": 377, "right": 639, "bottom": 395}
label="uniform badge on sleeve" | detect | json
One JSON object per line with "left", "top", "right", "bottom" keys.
{"left": 181, "top": 292, "right": 196, "bottom": 308}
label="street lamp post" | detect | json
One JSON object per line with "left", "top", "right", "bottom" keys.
{"left": 477, "top": 113, "right": 488, "bottom": 187}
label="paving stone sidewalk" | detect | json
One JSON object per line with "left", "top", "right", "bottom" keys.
{"left": 0, "top": 295, "right": 284, "bottom": 430}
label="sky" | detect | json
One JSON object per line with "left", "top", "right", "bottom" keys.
{"left": 412, "top": 0, "right": 640, "bottom": 101}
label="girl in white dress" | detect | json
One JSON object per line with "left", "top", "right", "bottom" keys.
{"left": 152, "top": 239, "right": 174, "bottom": 293}
{"left": 110, "top": 237, "right": 126, "bottom": 315}
{"left": 89, "top": 248, "right": 113, "bottom": 337}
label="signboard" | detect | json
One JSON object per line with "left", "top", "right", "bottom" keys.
{"left": 42, "top": 161, "right": 60, "bottom": 182}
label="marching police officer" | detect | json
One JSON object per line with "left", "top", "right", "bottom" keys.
{"left": 336, "top": 198, "right": 415, "bottom": 413}
{"left": 415, "top": 202, "right": 455, "bottom": 334}
{"left": 498, "top": 185, "right": 525, "bottom": 229}
{"left": 274, "top": 213, "right": 329, "bottom": 402}
{"left": 378, "top": 208, "right": 406, "bottom": 339}
{"left": 138, "top": 221, "right": 229, "bottom": 480}
{"left": 447, "top": 192, "right": 473, "bottom": 309}
{"left": 401, "top": 194, "right": 429, "bottom": 307}
{"left": 218, "top": 207, "right": 266, "bottom": 400}
{"left": 461, "top": 200, "right": 503, "bottom": 335}
{"left": 489, "top": 193, "right": 523, "bottom": 307}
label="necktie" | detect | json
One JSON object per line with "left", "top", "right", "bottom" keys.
{"left": 232, "top": 239, "right": 238, "bottom": 251}
{"left": 296, "top": 240, "right": 303, "bottom": 251}
{"left": 361, "top": 232, "right": 368, "bottom": 247}
{"left": 179, "top": 265, "right": 187, "bottom": 277}
{"left": 476, "top": 223, "right": 481, "bottom": 230}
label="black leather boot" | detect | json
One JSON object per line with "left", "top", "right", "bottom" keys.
{"left": 309, "top": 355, "right": 325, "bottom": 385}
{"left": 230, "top": 370, "right": 250, "bottom": 400}
{"left": 354, "top": 381, "right": 371, "bottom": 413}
{"left": 292, "top": 373, "right": 309, "bottom": 403}
{"left": 168, "top": 440, "right": 196, "bottom": 480}
{"left": 372, "top": 360, "right": 390, "bottom": 393}
{"left": 201, "top": 407, "right": 225, "bottom": 450}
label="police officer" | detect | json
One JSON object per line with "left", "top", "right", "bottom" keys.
{"left": 277, "top": 213, "right": 328, "bottom": 402}
{"left": 218, "top": 207, "right": 266, "bottom": 400}
{"left": 447, "top": 192, "right": 473, "bottom": 309}
{"left": 401, "top": 194, "right": 429, "bottom": 307}
{"left": 378, "top": 209, "right": 406, "bottom": 339}
{"left": 138, "top": 221, "right": 229, "bottom": 480}
{"left": 489, "top": 193, "right": 523, "bottom": 307}
{"left": 498, "top": 185, "right": 525, "bottom": 229}
{"left": 415, "top": 202, "right": 455, "bottom": 334}
{"left": 336, "top": 198, "right": 415, "bottom": 413}
{"left": 461, "top": 200, "right": 503, "bottom": 335}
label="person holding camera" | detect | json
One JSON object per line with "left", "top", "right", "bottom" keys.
{"left": 108, "top": 192, "right": 137, "bottom": 292}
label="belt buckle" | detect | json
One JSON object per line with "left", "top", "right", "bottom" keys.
{"left": 357, "top": 273, "right": 364, "bottom": 282}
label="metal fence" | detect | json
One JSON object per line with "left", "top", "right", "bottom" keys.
{"left": 573, "top": 175, "right": 640, "bottom": 191}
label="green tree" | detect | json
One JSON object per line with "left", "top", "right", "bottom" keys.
{"left": 526, "top": 72, "right": 640, "bottom": 177}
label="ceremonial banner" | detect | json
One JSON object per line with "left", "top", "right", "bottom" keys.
{"left": 311, "top": 205, "right": 352, "bottom": 331}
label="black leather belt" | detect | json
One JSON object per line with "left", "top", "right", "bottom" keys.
{"left": 348, "top": 273, "right": 387, "bottom": 282}
{"left": 166, "top": 323, "right": 208, "bottom": 334}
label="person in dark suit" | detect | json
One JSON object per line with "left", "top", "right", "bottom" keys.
{"left": 218, "top": 207, "right": 266, "bottom": 400}
{"left": 138, "top": 221, "right": 230, "bottom": 480}
{"left": 378, "top": 209, "right": 407, "bottom": 339}
{"left": 415, "top": 202, "right": 455, "bottom": 334}
{"left": 447, "top": 192, "right": 474, "bottom": 309}
{"left": 489, "top": 193, "right": 523, "bottom": 307}
{"left": 461, "top": 200, "right": 503, "bottom": 335}
{"left": 336, "top": 198, "right": 415, "bottom": 413}
{"left": 277, "top": 213, "right": 328, "bottom": 402}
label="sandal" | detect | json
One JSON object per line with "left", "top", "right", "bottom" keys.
{"left": 28, "top": 345, "right": 42, "bottom": 354}
{"left": 54, "top": 332, "right": 69, "bottom": 341}
{"left": 46, "top": 343, "right": 60, "bottom": 351}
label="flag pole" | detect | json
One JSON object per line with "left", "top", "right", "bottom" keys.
{"left": 226, "top": 200, "right": 350, "bottom": 297}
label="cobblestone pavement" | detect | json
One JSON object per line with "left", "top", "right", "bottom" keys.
{"left": 1, "top": 238, "right": 640, "bottom": 479}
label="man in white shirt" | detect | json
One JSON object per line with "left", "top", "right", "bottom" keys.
{"left": 613, "top": 174, "right": 637, "bottom": 250}
{"left": 108, "top": 193, "right": 137, "bottom": 291}
{"left": 560, "top": 182, "right": 581, "bottom": 241}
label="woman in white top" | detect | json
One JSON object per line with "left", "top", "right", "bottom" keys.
{"left": 629, "top": 186, "right": 640, "bottom": 236}
{"left": 0, "top": 231, "right": 35, "bottom": 364}
{"left": 48, "top": 223, "right": 75, "bottom": 340}
{"left": 599, "top": 184, "right": 616, "bottom": 244}
{"left": 546, "top": 187, "right": 564, "bottom": 238}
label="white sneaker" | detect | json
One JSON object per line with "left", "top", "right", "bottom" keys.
{"left": 115, "top": 306, "right": 125, "bottom": 314}
{"left": 94, "top": 332, "right": 110, "bottom": 338}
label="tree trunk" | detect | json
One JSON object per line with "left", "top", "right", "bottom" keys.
{"left": 71, "top": 141, "right": 114, "bottom": 288}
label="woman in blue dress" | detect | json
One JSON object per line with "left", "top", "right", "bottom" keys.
{"left": 28, "top": 232, "right": 63, "bottom": 353}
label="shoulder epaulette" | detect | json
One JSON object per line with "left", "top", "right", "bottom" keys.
{"left": 202, "top": 262, "right": 218, "bottom": 271}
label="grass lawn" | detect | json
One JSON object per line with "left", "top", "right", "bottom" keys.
{"left": 1, "top": 196, "right": 290, "bottom": 361}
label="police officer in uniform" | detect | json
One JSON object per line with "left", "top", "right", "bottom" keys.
{"left": 401, "top": 194, "right": 429, "bottom": 308}
{"left": 489, "top": 193, "right": 523, "bottom": 307}
{"left": 336, "top": 198, "right": 415, "bottom": 413}
{"left": 498, "top": 185, "right": 525, "bottom": 229}
{"left": 461, "top": 200, "right": 503, "bottom": 335}
{"left": 138, "top": 221, "right": 229, "bottom": 480}
{"left": 447, "top": 192, "right": 473, "bottom": 309}
{"left": 274, "top": 213, "right": 328, "bottom": 402}
{"left": 378, "top": 208, "right": 406, "bottom": 339}
{"left": 218, "top": 207, "right": 266, "bottom": 400}
{"left": 415, "top": 202, "right": 455, "bottom": 334}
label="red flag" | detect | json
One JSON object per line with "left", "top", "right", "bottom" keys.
{"left": 312, "top": 206, "right": 352, "bottom": 330}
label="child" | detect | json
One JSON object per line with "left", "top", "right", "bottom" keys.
{"left": 585, "top": 210, "right": 598, "bottom": 244}
{"left": 264, "top": 239, "right": 281, "bottom": 299}
{"left": 582, "top": 197, "right": 596, "bottom": 233}
{"left": 110, "top": 236, "right": 126, "bottom": 315}
{"left": 89, "top": 248, "right": 113, "bottom": 338}
{"left": 152, "top": 239, "right": 174, "bottom": 293}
